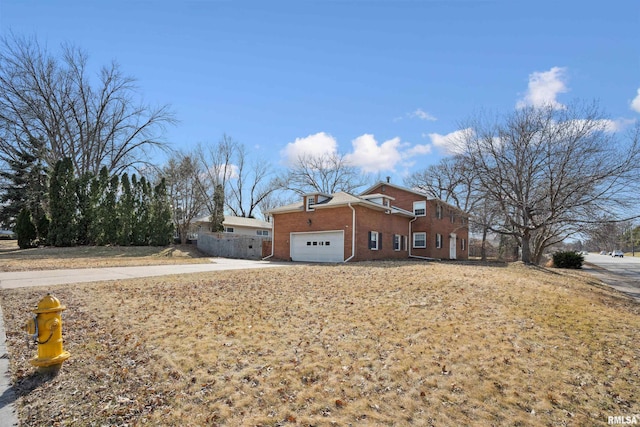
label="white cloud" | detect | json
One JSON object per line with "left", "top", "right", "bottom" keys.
{"left": 345, "top": 134, "right": 403, "bottom": 173}
{"left": 517, "top": 66, "right": 568, "bottom": 109}
{"left": 202, "top": 163, "right": 239, "bottom": 182}
{"left": 283, "top": 132, "right": 448, "bottom": 175}
{"left": 394, "top": 108, "right": 437, "bottom": 122}
{"left": 405, "top": 144, "right": 432, "bottom": 156}
{"left": 593, "top": 119, "right": 627, "bottom": 133}
{"left": 409, "top": 108, "right": 437, "bottom": 121}
{"left": 280, "top": 132, "right": 338, "bottom": 165}
{"left": 566, "top": 118, "right": 634, "bottom": 134}
{"left": 427, "top": 128, "right": 473, "bottom": 154}
{"left": 631, "top": 88, "right": 640, "bottom": 113}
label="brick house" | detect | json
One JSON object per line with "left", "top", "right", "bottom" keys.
{"left": 267, "top": 181, "right": 469, "bottom": 262}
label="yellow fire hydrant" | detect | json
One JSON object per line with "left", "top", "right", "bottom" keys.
{"left": 24, "top": 294, "right": 70, "bottom": 369}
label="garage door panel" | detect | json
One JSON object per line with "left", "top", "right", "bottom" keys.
{"left": 291, "top": 231, "right": 344, "bottom": 262}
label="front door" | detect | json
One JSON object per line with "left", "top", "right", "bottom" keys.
{"left": 449, "top": 233, "right": 457, "bottom": 260}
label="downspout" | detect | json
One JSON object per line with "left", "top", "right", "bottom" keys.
{"left": 344, "top": 203, "right": 356, "bottom": 262}
{"left": 262, "top": 217, "right": 275, "bottom": 260}
{"left": 408, "top": 216, "right": 438, "bottom": 261}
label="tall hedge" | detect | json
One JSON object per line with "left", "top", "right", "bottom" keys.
{"left": 48, "top": 158, "right": 77, "bottom": 247}
{"left": 15, "top": 208, "right": 37, "bottom": 249}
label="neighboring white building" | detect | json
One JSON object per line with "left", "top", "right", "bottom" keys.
{"left": 192, "top": 215, "right": 272, "bottom": 238}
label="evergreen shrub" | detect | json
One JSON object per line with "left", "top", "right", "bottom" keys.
{"left": 552, "top": 251, "right": 584, "bottom": 269}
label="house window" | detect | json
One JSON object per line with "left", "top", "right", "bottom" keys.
{"left": 413, "top": 201, "right": 426, "bottom": 216}
{"left": 369, "top": 231, "right": 380, "bottom": 250}
{"left": 256, "top": 230, "right": 269, "bottom": 236}
{"left": 461, "top": 238, "right": 466, "bottom": 251}
{"left": 435, "top": 233, "right": 442, "bottom": 249}
{"left": 306, "top": 196, "right": 315, "bottom": 211}
{"left": 393, "top": 234, "right": 401, "bottom": 251}
{"left": 225, "top": 227, "right": 234, "bottom": 233}
{"left": 436, "top": 204, "right": 443, "bottom": 219}
{"left": 450, "top": 210, "right": 455, "bottom": 223}
{"left": 413, "top": 232, "right": 426, "bottom": 249}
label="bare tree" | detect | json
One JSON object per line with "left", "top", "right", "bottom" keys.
{"left": 583, "top": 218, "right": 628, "bottom": 252}
{"left": 256, "top": 191, "right": 296, "bottom": 220}
{"left": 0, "top": 33, "right": 175, "bottom": 176}
{"left": 405, "top": 156, "right": 500, "bottom": 260}
{"left": 278, "top": 152, "right": 367, "bottom": 195}
{"left": 227, "top": 143, "right": 277, "bottom": 218}
{"left": 456, "top": 102, "right": 640, "bottom": 264}
{"left": 196, "top": 134, "right": 278, "bottom": 219}
{"left": 163, "top": 153, "right": 206, "bottom": 244}
{"left": 404, "top": 156, "right": 478, "bottom": 210}
{"left": 195, "top": 134, "right": 237, "bottom": 216}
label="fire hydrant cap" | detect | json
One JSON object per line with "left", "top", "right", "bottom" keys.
{"left": 33, "top": 294, "right": 66, "bottom": 314}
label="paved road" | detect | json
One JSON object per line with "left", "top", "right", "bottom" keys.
{"left": 0, "top": 257, "right": 293, "bottom": 289}
{"left": 583, "top": 253, "right": 640, "bottom": 302}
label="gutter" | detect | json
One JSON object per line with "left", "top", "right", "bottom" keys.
{"left": 343, "top": 203, "right": 356, "bottom": 262}
{"left": 261, "top": 218, "right": 275, "bottom": 260}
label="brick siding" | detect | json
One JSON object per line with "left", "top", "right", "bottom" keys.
{"left": 271, "top": 184, "right": 469, "bottom": 262}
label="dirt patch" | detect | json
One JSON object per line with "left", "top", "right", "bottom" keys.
{"left": 0, "top": 241, "right": 209, "bottom": 271}
{"left": 1, "top": 261, "right": 639, "bottom": 426}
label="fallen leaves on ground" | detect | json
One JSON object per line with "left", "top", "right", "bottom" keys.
{"left": 1, "top": 261, "right": 638, "bottom": 426}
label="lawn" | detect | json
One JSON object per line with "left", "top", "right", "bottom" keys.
{"left": 0, "top": 240, "right": 209, "bottom": 271}
{"left": 1, "top": 261, "right": 638, "bottom": 426}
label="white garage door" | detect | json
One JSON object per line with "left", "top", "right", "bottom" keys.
{"left": 290, "top": 231, "right": 344, "bottom": 262}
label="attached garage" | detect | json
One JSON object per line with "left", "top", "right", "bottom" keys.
{"left": 290, "top": 231, "right": 344, "bottom": 262}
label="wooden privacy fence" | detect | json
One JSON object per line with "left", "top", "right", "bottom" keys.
{"left": 197, "top": 232, "right": 272, "bottom": 260}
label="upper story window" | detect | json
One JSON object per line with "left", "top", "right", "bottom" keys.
{"left": 436, "top": 204, "right": 443, "bottom": 219}
{"left": 256, "top": 230, "right": 269, "bottom": 236}
{"left": 413, "top": 201, "right": 426, "bottom": 216}
{"left": 450, "top": 210, "right": 455, "bottom": 223}
{"left": 225, "top": 227, "right": 234, "bottom": 233}
{"left": 306, "top": 196, "right": 315, "bottom": 211}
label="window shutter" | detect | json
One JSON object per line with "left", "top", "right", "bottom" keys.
{"left": 379, "top": 233, "right": 382, "bottom": 250}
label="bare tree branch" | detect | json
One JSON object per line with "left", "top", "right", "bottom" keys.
{"left": 0, "top": 33, "right": 176, "bottom": 176}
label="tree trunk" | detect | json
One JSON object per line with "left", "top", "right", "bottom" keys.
{"left": 480, "top": 227, "right": 488, "bottom": 261}
{"left": 521, "top": 231, "right": 532, "bottom": 264}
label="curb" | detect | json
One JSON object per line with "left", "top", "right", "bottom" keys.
{"left": 0, "top": 303, "right": 18, "bottom": 426}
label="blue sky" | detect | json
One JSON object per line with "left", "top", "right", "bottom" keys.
{"left": 1, "top": 1, "right": 638, "bottom": 183}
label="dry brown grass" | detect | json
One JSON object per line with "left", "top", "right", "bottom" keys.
{"left": 0, "top": 240, "right": 209, "bottom": 271}
{"left": 1, "top": 261, "right": 639, "bottom": 426}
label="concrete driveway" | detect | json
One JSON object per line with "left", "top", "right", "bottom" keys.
{"left": 583, "top": 253, "right": 640, "bottom": 302}
{"left": 0, "top": 258, "right": 293, "bottom": 289}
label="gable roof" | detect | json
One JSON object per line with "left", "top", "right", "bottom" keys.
{"left": 192, "top": 215, "right": 271, "bottom": 229}
{"left": 224, "top": 216, "right": 271, "bottom": 229}
{"left": 361, "top": 181, "right": 470, "bottom": 216}
{"left": 268, "top": 191, "right": 414, "bottom": 217}
{"left": 360, "top": 181, "right": 431, "bottom": 199}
